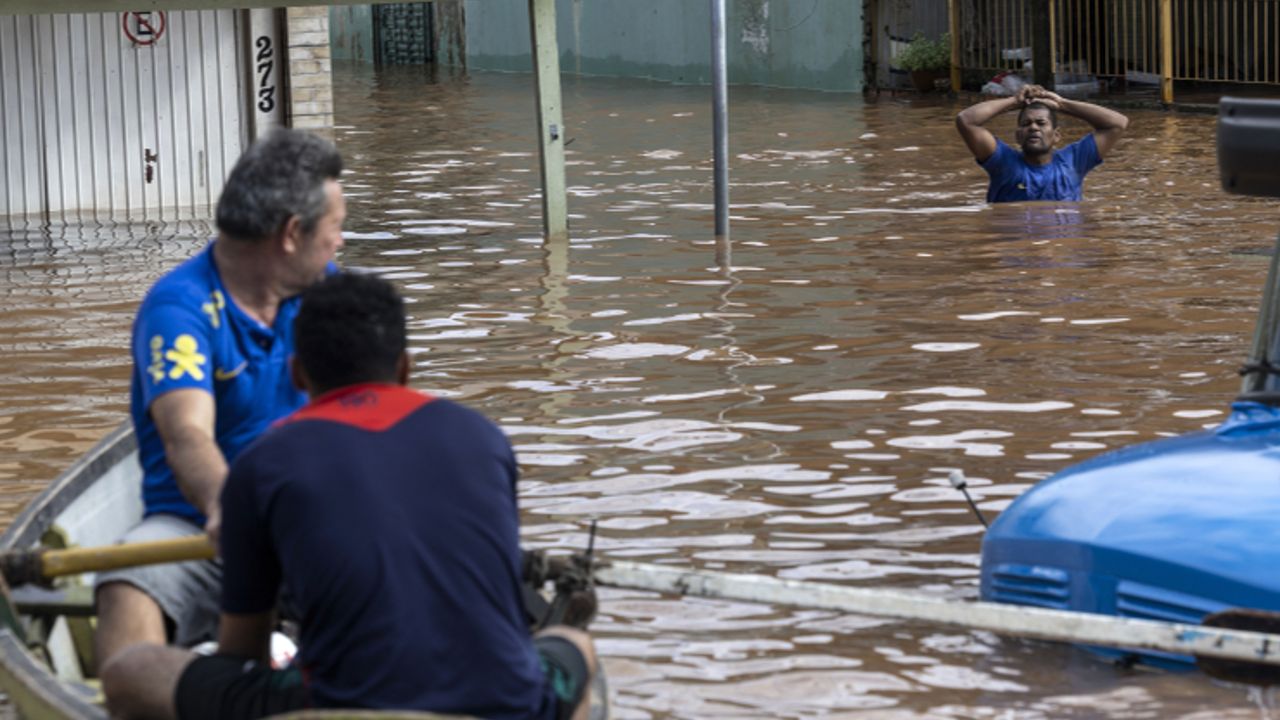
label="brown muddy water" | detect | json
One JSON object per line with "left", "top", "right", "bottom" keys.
{"left": 4, "top": 62, "right": 1280, "bottom": 718}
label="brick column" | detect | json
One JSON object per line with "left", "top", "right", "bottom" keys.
{"left": 286, "top": 7, "right": 334, "bottom": 133}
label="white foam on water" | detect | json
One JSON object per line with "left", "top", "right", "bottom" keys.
{"left": 957, "top": 311, "right": 1040, "bottom": 321}
{"left": 581, "top": 343, "right": 690, "bottom": 360}
{"left": 792, "top": 389, "right": 889, "bottom": 402}
{"left": 903, "top": 400, "right": 1074, "bottom": 413}
{"left": 912, "top": 343, "right": 981, "bottom": 353}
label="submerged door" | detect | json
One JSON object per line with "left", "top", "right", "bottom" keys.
{"left": 0, "top": 10, "right": 250, "bottom": 223}
{"left": 374, "top": 2, "right": 436, "bottom": 66}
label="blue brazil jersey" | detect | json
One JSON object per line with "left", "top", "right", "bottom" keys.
{"left": 129, "top": 242, "right": 309, "bottom": 524}
{"left": 981, "top": 134, "right": 1102, "bottom": 203}
{"left": 220, "top": 384, "right": 556, "bottom": 717}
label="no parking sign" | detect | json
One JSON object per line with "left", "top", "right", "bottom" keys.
{"left": 122, "top": 11, "right": 166, "bottom": 46}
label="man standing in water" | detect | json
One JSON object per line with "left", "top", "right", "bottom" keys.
{"left": 956, "top": 84, "right": 1129, "bottom": 202}
{"left": 94, "top": 128, "right": 345, "bottom": 672}
{"left": 101, "top": 272, "right": 598, "bottom": 720}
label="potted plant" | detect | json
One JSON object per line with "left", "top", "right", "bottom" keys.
{"left": 896, "top": 32, "right": 951, "bottom": 92}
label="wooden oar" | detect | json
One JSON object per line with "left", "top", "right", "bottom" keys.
{"left": 594, "top": 559, "right": 1280, "bottom": 685}
{"left": 0, "top": 536, "right": 214, "bottom": 587}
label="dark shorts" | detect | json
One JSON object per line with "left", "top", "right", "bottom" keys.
{"left": 534, "top": 635, "right": 590, "bottom": 720}
{"left": 175, "top": 655, "right": 307, "bottom": 720}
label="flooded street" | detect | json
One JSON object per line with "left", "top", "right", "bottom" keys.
{"left": 4, "top": 62, "right": 1280, "bottom": 717}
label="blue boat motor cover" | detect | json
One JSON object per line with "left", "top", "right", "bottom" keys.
{"left": 983, "top": 400, "right": 1280, "bottom": 621}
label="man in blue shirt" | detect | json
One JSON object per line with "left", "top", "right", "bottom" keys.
{"left": 956, "top": 84, "right": 1129, "bottom": 202}
{"left": 101, "top": 272, "right": 598, "bottom": 720}
{"left": 94, "top": 128, "right": 346, "bottom": 673}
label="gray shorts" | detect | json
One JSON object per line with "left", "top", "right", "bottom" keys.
{"left": 95, "top": 514, "right": 222, "bottom": 647}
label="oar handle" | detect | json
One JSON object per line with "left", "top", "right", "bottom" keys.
{"left": 42, "top": 535, "right": 216, "bottom": 578}
{"left": 2, "top": 536, "right": 216, "bottom": 586}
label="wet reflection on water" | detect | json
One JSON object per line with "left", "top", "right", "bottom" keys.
{"left": 3, "top": 63, "right": 1279, "bottom": 717}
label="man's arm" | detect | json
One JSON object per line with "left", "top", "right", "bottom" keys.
{"left": 150, "top": 388, "right": 227, "bottom": 542}
{"left": 217, "top": 447, "right": 283, "bottom": 663}
{"left": 1036, "top": 90, "right": 1129, "bottom": 158}
{"left": 955, "top": 95, "right": 1023, "bottom": 162}
{"left": 217, "top": 611, "right": 274, "bottom": 662}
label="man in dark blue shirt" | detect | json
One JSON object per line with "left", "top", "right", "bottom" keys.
{"left": 95, "top": 128, "right": 345, "bottom": 673}
{"left": 102, "top": 272, "right": 597, "bottom": 720}
{"left": 956, "top": 85, "right": 1129, "bottom": 202}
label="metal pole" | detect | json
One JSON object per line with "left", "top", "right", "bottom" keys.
{"left": 948, "top": 0, "right": 961, "bottom": 93}
{"left": 1160, "top": 0, "right": 1174, "bottom": 104}
{"left": 711, "top": 0, "right": 729, "bottom": 239}
{"left": 528, "top": 0, "right": 569, "bottom": 240}
{"left": 1241, "top": 232, "right": 1280, "bottom": 396}
{"left": 1031, "top": 0, "right": 1054, "bottom": 89}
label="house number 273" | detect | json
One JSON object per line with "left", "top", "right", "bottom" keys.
{"left": 255, "top": 35, "right": 276, "bottom": 113}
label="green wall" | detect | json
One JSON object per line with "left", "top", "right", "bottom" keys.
{"left": 463, "top": 0, "right": 864, "bottom": 92}
{"left": 330, "top": 5, "right": 375, "bottom": 62}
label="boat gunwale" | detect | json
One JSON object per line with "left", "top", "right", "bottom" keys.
{"left": 2, "top": 423, "right": 136, "bottom": 551}
{"left": 0, "top": 630, "right": 103, "bottom": 719}
{"left": 0, "top": 422, "right": 134, "bottom": 720}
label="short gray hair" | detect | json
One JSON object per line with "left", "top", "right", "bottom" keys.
{"left": 215, "top": 128, "right": 343, "bottom": 242}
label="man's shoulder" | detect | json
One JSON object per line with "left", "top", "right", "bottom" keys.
{"left": 1052, "top": 134, "right": 1103, "bottom": 179}
{"left": 1057, "top": 133, "right": 1100, "bottom": 158}
{"left": 227, "top": 419, "right": 311, "bottom": 486}
{"left": 141, "top": 246, "right": 217, "bottom": 307}
{"left": 1066, "top": 133, "right": 1099, "bottom": 148}
{"left": 277, "top": 390, "right": 505, "bottom": 444}
{"left": 414, "top": 395, "right": 505, "bottom": 434}
{"left": 980, "top": 138, "right": 1015, "bottom": 164}
{"left": 237, "top": 394, "right": 506, "bottom": 481}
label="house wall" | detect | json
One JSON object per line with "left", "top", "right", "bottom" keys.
{"left": 462, "top": 0, "right": 865, "bottom": 92}
{"left": 330, "top": 4, "right": 375, "bottom": 62}
{"left": 287, "top": 6, "right": 335, "bottom": 132}
{"left": 328, "top": 1, "right": 867, "bottom": 91}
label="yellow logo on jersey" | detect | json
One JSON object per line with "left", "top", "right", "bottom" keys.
{"left": 201, "top": 290, "right": 226, "bottom": 330}
{"left": 165, "top": 334, "right": 207, "bottom": 381}
{"left": 148, "top": 336, "right": 165, "bottom": 384}
{"left": 214, "top": 362, "right": 248, "bottom": 382}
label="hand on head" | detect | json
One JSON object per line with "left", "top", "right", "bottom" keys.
{"left": 1020, "top": 84, "right": 1063, "bottom": 109}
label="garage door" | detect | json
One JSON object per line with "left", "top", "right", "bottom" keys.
{"left": 0, "top": 10, "right": 252, "bottom": 222}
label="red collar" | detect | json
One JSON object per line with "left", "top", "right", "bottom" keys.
{"left": 278, "top": 383, "right": 434, "bottom": 432}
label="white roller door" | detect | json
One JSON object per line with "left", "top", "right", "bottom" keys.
{"left": 0, "top": 10, "right": 262, "bottom": 222}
